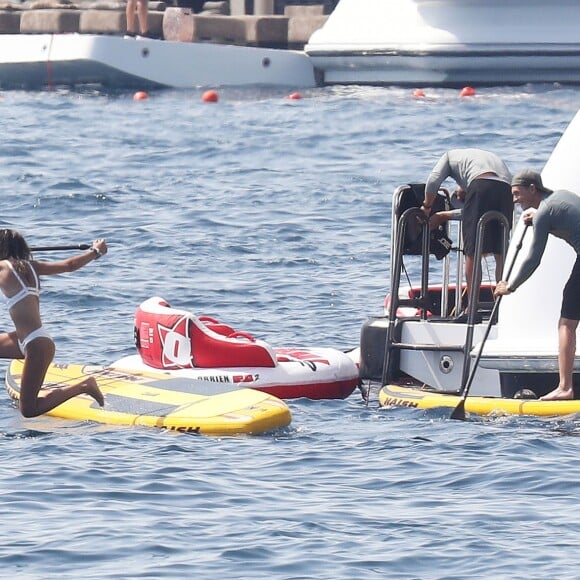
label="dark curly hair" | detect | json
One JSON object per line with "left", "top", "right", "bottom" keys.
{"left": 0, "top": 229, "right": 32, "bottom": 275}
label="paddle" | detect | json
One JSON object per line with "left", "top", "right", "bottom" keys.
{"left": 31, "top": 244, "right": 91, "bottom": 252}
{"left": 450, "top": 224, "right": 530, "bottom": 421}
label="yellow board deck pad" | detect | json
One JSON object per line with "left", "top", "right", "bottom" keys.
{"left": 6, "top": 360, "right": 291, "bottom": 435}
{"left": 379, "top": 384, "right": 580, "bottom": 417}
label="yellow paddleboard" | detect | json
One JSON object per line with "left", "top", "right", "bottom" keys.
{"left": 379, "top": 384, "right": 580, "bottom": 417}
{"left": 6, "top": 360, "right": 291, "bottom": 435}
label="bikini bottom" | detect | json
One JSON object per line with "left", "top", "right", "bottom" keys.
{"left": 18, "top": 326, "right": 53, "bottom": 356}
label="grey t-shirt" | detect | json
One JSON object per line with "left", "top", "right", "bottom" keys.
{"left": 510, "top": 189, "right": 580, "bottom": 291}
{"left": 425, "top": 148, "right": 511, "bottom": 196}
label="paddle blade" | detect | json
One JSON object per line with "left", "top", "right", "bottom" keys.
{"left": 450, "top": 399, "right": 467, "bottom": 421}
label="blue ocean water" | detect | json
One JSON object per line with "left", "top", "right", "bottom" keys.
{"left": 0, "top": 84, "right": 579, "bottom": 579}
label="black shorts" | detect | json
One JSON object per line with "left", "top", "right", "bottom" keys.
{"left": 562, "top": 255, "right": 580, "bottom": 320}
{"left": 462, "top": 178, "right": 513, "bottom": 256}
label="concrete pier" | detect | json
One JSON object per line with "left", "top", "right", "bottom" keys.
{"left": 0, "top": 0, "right": 331, "bottom": 48}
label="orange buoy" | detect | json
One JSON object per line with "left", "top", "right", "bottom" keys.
{"left": 287, "top": 92, "right": 302, "bottom": 100}
{"left": 202, "top": 90, "right": 219, "bottom": 103}
{"left": 412, "top": 89, "right": 426, "bottom": 98}
{"left": 459, "top": 86, "right": 476, "bottom": 97}
{"left": 133, "top": 90, "right": 149, "bottom": 101}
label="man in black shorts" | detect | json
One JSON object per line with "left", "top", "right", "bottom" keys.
{"left": 495, "top": 169, "right": 580, "bottom": 400}
{"left": 422, "top": 149, "right": 513, "bottom": 311}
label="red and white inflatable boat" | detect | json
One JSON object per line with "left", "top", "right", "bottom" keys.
{"left": 111, "top": 297, "right": 360, "bottom": 400}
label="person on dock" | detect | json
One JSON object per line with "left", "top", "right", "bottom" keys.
{"left": 495, "top": 170, "right": 580, "bottom": 401}
{"left": 422, "top": 149, "right": 513, "bottom": 314}
{"left": 0, "top": 230, "right": 107, "bottom": 417}
{"left": 126, "top": 0, "right": 149, "bottom": 38}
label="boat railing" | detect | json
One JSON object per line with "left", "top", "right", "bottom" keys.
{"left": 459, "top": 210, "right": 510, "bottom": 390}
{"left": 389, "top": 206, "right": 432, "bottom": 319}
{"left": 381, "top": 202, "right": 462, "bottom": 385}
{"left": 381, "top": 189, "right": 510, "bottom": 387}
{"left": 390, "top": 183, "right": 460, "bottom": 318}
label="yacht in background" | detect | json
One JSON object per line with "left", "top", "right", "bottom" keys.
{"left": 306, "top": 0, "right": 580, "bottom": 86}
{"left": 1, "top": 0, "right": 580, "bottom": 90}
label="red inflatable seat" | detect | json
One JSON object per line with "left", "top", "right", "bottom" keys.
{"left": 134, "top": 297, "right": 277, "bottom": 370}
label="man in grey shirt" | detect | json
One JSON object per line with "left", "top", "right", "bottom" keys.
{"left": 495, "top": 169, "right": 580, "bottom": 400}
{"left": 422, "top": 149, "right": 513, "bottom": 313}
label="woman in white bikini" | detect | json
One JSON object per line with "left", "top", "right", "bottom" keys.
{"left": 0, "top": 229, "right": 107, "bottom": 417}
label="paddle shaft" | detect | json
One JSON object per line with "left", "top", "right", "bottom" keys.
{"left": 450, "top": 224, "right": 530, "bottom": 420}
{"left": 31, "top": 244, "right": 91, "bottom": 252}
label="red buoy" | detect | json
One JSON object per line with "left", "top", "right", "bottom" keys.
{"left": 202, "top": 90, "right": 219, "bottom": 103}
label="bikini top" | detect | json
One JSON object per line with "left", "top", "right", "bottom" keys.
{"left": 2, "top": 260, "right": 40, "bottom": 310}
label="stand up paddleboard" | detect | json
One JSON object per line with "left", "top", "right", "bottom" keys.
{"left": 6, "top": 360, "right": 291, "bottom": 435}
{"left": 379, "top": 384, "right": 580, "bottom": 417}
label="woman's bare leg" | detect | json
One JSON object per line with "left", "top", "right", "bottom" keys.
{"left": 19, "top": 338, "right": 104, "bottom": 418}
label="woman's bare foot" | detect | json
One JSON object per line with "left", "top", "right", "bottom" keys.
{"left": 81, "top": 376, "right": 105, "bottom": 406}
{"left": 540, "top": 386, "right": 574, "bottom": 401}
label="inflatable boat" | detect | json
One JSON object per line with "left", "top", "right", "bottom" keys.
{"left": 360, "top": 109, "right": 580, "bottom": 418}
{"left": 111, "top": 297, "right": 360, "bottom": 400}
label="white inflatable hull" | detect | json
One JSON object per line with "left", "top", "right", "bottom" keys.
{"left": 367, "top": 106, "right": 580, "bottom": 403}
{"left": 112, "top": 347, "right": 360, "bottom": 400}
{"left": 0, "top": 34, "right": 317, "bottom": 89}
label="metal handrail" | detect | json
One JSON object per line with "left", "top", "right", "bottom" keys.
{"left": 381, "top": 203, "right": 510, "bottom": 389}
{"left": 381, "top": 206, "right": 431, "bottom": 385}
{"left": 459, "top": 210, "right": 510, "bottom": 390}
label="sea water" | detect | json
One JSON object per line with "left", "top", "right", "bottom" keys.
{"left": 0, "top": 84, "right": 578, "bottom": 579}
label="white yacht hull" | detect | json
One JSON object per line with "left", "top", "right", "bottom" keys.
{"left": 306, "top": 0, "right": 580, "bottom": 86}
{"left": 310, "top": 50, "right": 580, "bottom": 87}
{"left": 0, "top": 34, "right": 317, "bottom": 89}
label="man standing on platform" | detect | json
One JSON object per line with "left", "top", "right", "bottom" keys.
{"left": 422, "top": 148, "right": 513, "bottom": 314}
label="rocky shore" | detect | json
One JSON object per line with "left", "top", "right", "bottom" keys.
{"left": 0, "top": 0, "right": 334, "bottom": 49}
